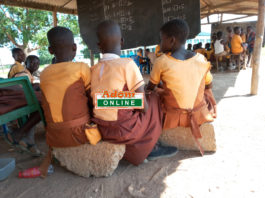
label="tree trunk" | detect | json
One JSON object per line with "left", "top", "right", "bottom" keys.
{"left": 251, "top": 0, "right": 265, "bottom": 95}
{"left": 23, "top": 47, "right": 30, "bottom": 57}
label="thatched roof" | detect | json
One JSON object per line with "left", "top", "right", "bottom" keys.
{"left": 0, "top": 0, "right": 77, "bottom": 14}
{"left": 0, "top": 0, "right": 259, "bottom": 18}
{"left": 201, "top": 0, "right": 259, "bottom": 18}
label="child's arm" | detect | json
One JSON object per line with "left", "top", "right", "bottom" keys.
{"left": 126, "top": 60, "right": 148, "bottom": 112}
{"left": 80, "top": 63, "right": 91, "bottom": 91}
{"left": 135, "top": 84, "right": 148, "bottom": 113}
{"left": 146, "top": 57, "right": 163, "bottom": 92}
{"left": 205, "top": 71, "right": 217, "bottom": 118}
{"left": 80, "top": 63, "right": 93, "bottom": 113}
{"left": 146, "top": 81, "right": 157, "bottom": 92}
{"left": 205, "top": 87, "right": 217, "bottom": 118}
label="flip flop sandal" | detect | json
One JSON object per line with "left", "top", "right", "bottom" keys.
{"left": 18, "top": 141, "right": 41, "bottom": 157}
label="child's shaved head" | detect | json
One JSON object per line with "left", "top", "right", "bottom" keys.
{"left": 159, "top": 19, "right": 190, "bottom": 53}
{"left": 47, "top": 26, "right": 74, "bottom": 47}
{"left": 25, "top": 55, "right": 40, "bottom": 74}
{"left": 47, "top": 26, "right": 76, "bottom": 63}
{"left": 96, "top": 20, "right": 123, "bottom": 55}
{"left": 160, "top": 19, "right": 189, "bottom": 44}
{"left": 12, "top": 48, "right": 26, "bottom": 63}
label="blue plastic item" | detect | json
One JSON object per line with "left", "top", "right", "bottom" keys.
{"left": 0, "top": 158, "right": 15, "bottom": 181}
{"left": 2, "top": 124, "right": 8, "bottom": 135}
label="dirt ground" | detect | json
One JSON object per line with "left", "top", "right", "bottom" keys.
{"left": 1, "top": 65, "right": 265, "bottom": 198}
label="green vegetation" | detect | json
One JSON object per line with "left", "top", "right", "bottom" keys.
{"left": 0, "top": 5, "right": 81, "bottom": 64}
{"left": 0, "top": 6, "right": 52, "bottom": 54}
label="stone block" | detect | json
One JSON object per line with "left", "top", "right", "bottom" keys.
{"left": 159, "top": 123, "right": 216, "bottom": 152}
{"left": 53, "top": 142, "right": 125, "bottom": 177}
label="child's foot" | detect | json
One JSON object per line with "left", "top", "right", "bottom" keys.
{"left": 19, "top": 140, "right": 41, "bottom": 157}
{"left": 4, "top": 133, "right": 18, "bottom": 146}
{"left": 147, "top": 143, "right": 178, "bottom": 161}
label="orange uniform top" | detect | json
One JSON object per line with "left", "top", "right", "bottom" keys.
{"left": 195, "top": 48, "right": 207, "bottom": 56}
{"left": 8, "top": 61, "right": 33, "bottom": 83}
{"left": 231, "top": 34, "right": 243, "bottom": 54}
{"left": 40, "top": 62, "right": 101, "bottom": 146}
{"left": 155, "top": 45, "right": 163, "bottom": 57}
{"left": 241, "top": 34, "right": 246, "bottom": 43}
{"left": 137, "top": 51, "right": 144, "bottom": 64}
{"left": 205, "top": 50, "right": 213, "bottom": 61}
{"left": 137, "top": 51, "right": 142, "bottom": 57}
{"left": 91, "top": 56, "right": 144, "bottom": 121}
{"left": 150, "top": 54, "right": 212, "bottom": 109}
{"left": 40, "top": 62, "right": 91, "bottom": 123}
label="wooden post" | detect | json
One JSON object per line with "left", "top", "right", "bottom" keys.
{"left": 207, "top": 15, "right": 210, "bottom": 24}
{"left": 53, "top": 11, "right": 57, "bottom": 27}
{"left": 251, "top": 0, "right": 265, "bottom": 95}
{"left": 90, "top": 50, "right": 94, "bottom": 66}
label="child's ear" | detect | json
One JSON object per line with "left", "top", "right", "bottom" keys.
{"left": 171, "top": 36, "right": 176, "bottom": 47}
{"left": 121, "top": 38, "right": 124, "bottom": 47}
{"left": 48, "top": 46, "right": 54, "bottom": 55}
{"left": 73, "top": 43, "right": 77, "bottom": 52}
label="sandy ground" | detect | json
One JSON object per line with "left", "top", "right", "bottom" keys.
{"left": 1, "top": 65, "right": 265, "bottom": 198}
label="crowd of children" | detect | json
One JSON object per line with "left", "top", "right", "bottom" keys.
{"left": 188, "top": 26, "right": 256, "bottom": 70}
{"left": 3, "top": 19, "right": 218, "bottom": 177}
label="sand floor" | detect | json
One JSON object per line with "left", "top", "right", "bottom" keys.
{"left": 1, "top": 65, "right": 265, "bottom": 198}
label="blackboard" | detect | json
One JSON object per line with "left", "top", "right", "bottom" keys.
{"left": 77, "top": 0, "right": 201, "bottom": 52}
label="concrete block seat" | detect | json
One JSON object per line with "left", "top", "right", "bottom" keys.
{"left": 52, "top": 142, "right": 125, "bottom": 177}
{"left": 159, "top": 123, "right": 216, "bottom": 152}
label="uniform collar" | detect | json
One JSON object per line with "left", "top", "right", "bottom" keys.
{"left": 101, "top": 53, "right": 120, "bottom": 61}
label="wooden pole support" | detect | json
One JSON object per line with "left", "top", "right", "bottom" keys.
{"left": 90, "top": 50, "right": 94, "bottom": 66}
{"left": 53, "top": 11, "right": 57, "bottom": 27}
{"left": 144, "top": 46, "right": 147, "bottom": 57}
{"left": 251, "top": 0, "right": 265, "bottom": 95}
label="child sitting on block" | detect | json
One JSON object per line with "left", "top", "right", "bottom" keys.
{"left": 146, "top": 19, "right": 217, "bottom": 155}
{"left": 39, "top": 27, "right": 101, "bottom": 177}
{"left": 90, "top": 20, "right": 178, "bottom": 165}
{"left": 40, "top": 26, "right": 100, "bottom": 148}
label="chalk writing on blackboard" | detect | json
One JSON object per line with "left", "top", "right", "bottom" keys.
{"left": 77, "top": 0, "right": 201, "bottom": 51}
{"left": 161, "top": 0, "right": 186, "bottom": 23}
{"left": 103, "top": 0, "right": 135, "bottom": 31}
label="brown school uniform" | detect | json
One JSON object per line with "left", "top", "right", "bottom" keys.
{"left": 150, "top": 54, "right": 216, "bottom": 153}
{"left": 91, "top": 54, "right": 163, "bottom": 165}
{"left": 40, "top": 62, "right": 100, "bottom": 148}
